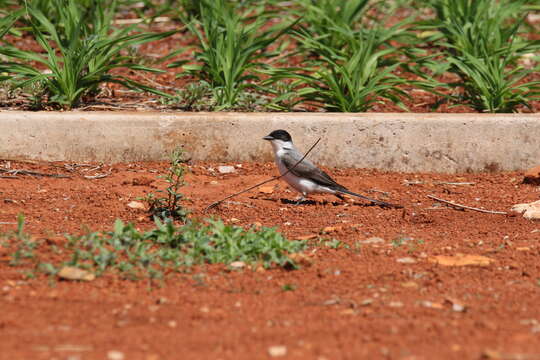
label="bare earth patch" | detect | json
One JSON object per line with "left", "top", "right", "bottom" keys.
{"left": 1, "top": 160, "right": 540, "bottom": 359}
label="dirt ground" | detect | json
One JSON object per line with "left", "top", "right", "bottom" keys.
{"left": 1, "top": 159, "right": 540, "bottom": 359}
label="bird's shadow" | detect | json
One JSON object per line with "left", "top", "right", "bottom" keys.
{"left": 279, "top": 198, "right": 376, "bottom": 207}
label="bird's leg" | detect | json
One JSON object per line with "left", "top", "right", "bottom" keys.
{"left": 294, "top": 192, "right": 307, "bottom": 205}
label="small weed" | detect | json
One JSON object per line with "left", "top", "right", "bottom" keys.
{"left": 7, "top": 214, "right": 39, "bottom": 266}
{"left": 407, "top": 239, "right": 425, "bottom": 253}
{"left": 140, "top": 148, "right": 189, "bottom": 221}
{"left": 282, "top": 283, "right": 297, "bottom": 291}
{"left": 324, "top": 239, "right": 343, "bottom": 249}
{"left": 392, "top": 237, "right": 406, "bottom": 248}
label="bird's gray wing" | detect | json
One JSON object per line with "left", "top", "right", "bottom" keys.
{"left": 281, "top": 151, "right": 346, "bottom": 190}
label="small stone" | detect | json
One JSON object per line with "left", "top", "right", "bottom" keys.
{"left": 268, "top": 345, "right": 287, "bottom": 357}
{"left": 107, "top": 350, "right": 125, "bottom": 360}
{"left": 127, "top": 201, "right": 145, "bottom": 210}
{"left": 420, "top": 301, "right": 443, "bottom": 309}
{"left": 167, "top": 320, "right": 177, "bottom": 328}
{"left": 218, "top": 165, "right": 235, "bottom": 174}
{"left": 321, "top": 226, "right": 341, "bottom": 234}
{"left": 361, "top": 237, "right": 385, "bottom": 244}
{"left": 396, "top": 257, "right": 416, "bottom": 264}
{"left": 210, "top": 180, "right": 219, "bottom": 185}
{"left": 389, "top": 301, "right": 404, "bottom": 308}
{"left": 58, "top": 267, "right": 95, "bottom": 281}
{"left": 229, "top": 218, "right": 240, "bottom": 223}
{"left": 429, "top": 254, "right": 494, "bottom": 267}
{"left": 523, "top": 165, "right": 540, "bottom": 185}
{"left": 258, "top": 185, "right": 274, "bottom": 194}
{"left": 230, "top": 261, "right": 246, "bottom": 269}
{"left": 401, "top": 281, "right": 418, "bottom": 289}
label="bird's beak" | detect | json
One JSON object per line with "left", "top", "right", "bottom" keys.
{"left": 263, "top": 135, "right": 273, "bottom": 141}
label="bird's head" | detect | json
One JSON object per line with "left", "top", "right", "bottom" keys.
{"left": 263, "top": 129, "right": 292, "bottom": 142}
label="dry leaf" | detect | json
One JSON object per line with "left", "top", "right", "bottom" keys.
{"left": 295, "top": 234, "right": 318, "bottom": 241}
{"left": 429, "top": 254, "right": 494, "bottom": 267}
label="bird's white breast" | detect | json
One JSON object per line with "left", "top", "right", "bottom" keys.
{"left": 275, "top": 151, "right": 323, "bottom": 195}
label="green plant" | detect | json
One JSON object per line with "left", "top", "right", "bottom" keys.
{"left": 6, "top": 214, "right": 39, "bottom": 266}
{"left": 324, "top": 239, "right": 343, "bottom": 249}
{"left": 268, "top": 29, "right": 408, "bottom": 112}
{"left": 169, "top": 0, "right": 292, "bottom": 109}
{"left": 282, "top": 283, "right": 296, "bottom": 291}
{"left": 447, "top": 47, "right": 540, "bottom": 112}
{"left": 50, "top": 217, "right": 307, "bottom": 277}
{"left": 140, "top": 148, "right": 189, "bottom": 221}
{"left": 0, "top": 0, "right": 175, "bottom": 108}
{"left": 413, "top": 0, "right": 540, "bottom": 112}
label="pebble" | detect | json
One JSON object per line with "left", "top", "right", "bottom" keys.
{"left": 107, "top": 351, "right": 125, "bottom": 360}
{"left": 389, "top": 301, "right": 404, "bottom": 308}
{"left": 167, "top": 320, "right": 177, "bottom": 328}
{"left": 268, "top": 345, "right": 287, "bottom": 357}
{"left": 230, "top": 261, "right": 246, "bottom": 269}
{"left": 396, "top": 257, "right": 417, "bottom": 264}
{"left": 218, "top": 165, "right": 235, "bottom": 174}
{"left": 361, "top": 237, "right": 385, "bottom": 244}
{"left": 58, "top": 267, "right": 95, "bottom": 281}
{"left": 127, "top": 201, "right": 145, "bottom": 210}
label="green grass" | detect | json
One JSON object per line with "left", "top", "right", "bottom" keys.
{"left": 2, "top": 215, "right": 308, "bottom": 280}
{"left": 413, "top": 0, "right": 540, "bottom": 112}
{"left": 267, "top": 27, "right": 409, "bottom": 112}
{"left": 0, "top": 0, "right": 175, "bottom": 109}
{"left": 168, "top": 0, "right": 293, "bottom": 109}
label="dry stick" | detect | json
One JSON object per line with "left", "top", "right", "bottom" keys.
{"left": 427, "top": 195, "right": 507, "bottom": 215}
{"left": 0, "top": 169, "right": 70, "bottom": 178}
{"left": 205, "top": 138, "right": 322, "bottom": 212}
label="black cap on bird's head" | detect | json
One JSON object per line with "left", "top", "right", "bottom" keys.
{"left": 263, "top": 129, "right": 292, "bottom": 142}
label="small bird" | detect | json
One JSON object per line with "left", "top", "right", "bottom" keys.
{"left": 263, "top": 129, "right": 400, "bottom": 208}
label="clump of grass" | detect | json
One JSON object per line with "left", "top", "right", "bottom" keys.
{"left": 267, "top": 29, "right": 408, "bottom": 112}
{"left": 169, "top": 0, "right": 293, "bottom": 109}
{"left": 140, "top": 148, "right": 189, "bottom": 221}
{"left": 414, "top": 0, "right": 540, "bottom": 112}
{"left": 4, "top": 216, "right": 308, "bottom": 280}
{"left": 0, "top": 0, "right": 174, "bottom": 109}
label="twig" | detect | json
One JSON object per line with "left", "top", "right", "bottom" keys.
{"left": 435, "top": 181, "right": 475, "bottom": 186}
{"left": 427, "top": 195, "right": 507, "bottom": 215}
{"left": 205, "top": 138, "right": 322, "bottom": 211}
{"left": 84, "top": 170, "right": 111, "bottom": 180}
{"left": 0, "top": 176, "right": 18, "bottom": 179}
{"left": 0, "top": 169, "right": 70, "bottom": 178}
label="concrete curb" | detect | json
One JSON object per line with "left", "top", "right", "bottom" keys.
{"left": 1, "top": 111, "right": 539, "bottom": 172}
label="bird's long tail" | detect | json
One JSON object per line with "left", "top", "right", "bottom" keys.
{"left": 336, "top": 189, "right": 403, "bottom": 209}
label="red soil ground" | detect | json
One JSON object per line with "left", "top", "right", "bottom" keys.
{"left": 1, "top": 159, "right": 540, "bottom": 359}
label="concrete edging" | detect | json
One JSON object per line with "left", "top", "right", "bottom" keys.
{"left": 1, "top": 111, "right": 539, "bottom": 173}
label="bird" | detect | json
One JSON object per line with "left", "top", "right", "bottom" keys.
{"left": 263, "top": 129, "right": 400, "bottom": 208}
